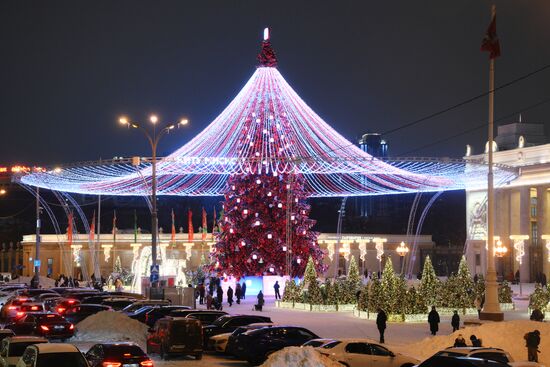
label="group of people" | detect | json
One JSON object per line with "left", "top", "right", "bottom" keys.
{"left": 195, "top": 278, "right": 273, "bottom": 312}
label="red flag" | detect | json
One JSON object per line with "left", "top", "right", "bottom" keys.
{"left": 188, "top": 209, "right": 194, "bottom": 241}
{"left": 89, "top": 210, "right": 95, "bottom": 241}
{"left": 67, "top": 212, "right": 73, "bottom": 245}
{"left": 171, "top": 209, "right": 176, "bottom": 244}
{"left": 202, "top": 207, "right": 207, "bottom": 241}
{"left": 481, "top": 11, "right": 501, "bottom": 59}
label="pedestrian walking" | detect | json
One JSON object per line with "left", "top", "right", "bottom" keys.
{"left": 235, "top": 283, "right": 242, "bottom": 304}
{"left": 451, "top": 310, "right": 460, "bottom": 332}
{"left": 474, "top": 297, "right": 482, "bottom": 317}
{"left": 524, "top": 330, "right": 541, "bottom": 362}
{"left": 227, "top": 286, "right": 234, "bottom": 307}
{"left": 216, "top": 285, "right": 223, "bottom": 306}
{"left": 428, "top": 306, "right": 440, "bottom": 336}
{"left": 254, "top": 290, "right": 264, "bottom": 311}
{"left": 242, "top": 282, "right": 247, "bottom": 299}
{"left": 470, "top": 335, "right": 482, "bottom": 347}
{"left": 198, "top": 283, "right": 205, "bottom": 305}
{"left": 454, "top": 334, "right": 467, "bottom": 347}
{"left": 274, "top": 281, "right": 281, "bottom": 300}
{"left": 376, "top": 308, "right": 387, "bottom": 343}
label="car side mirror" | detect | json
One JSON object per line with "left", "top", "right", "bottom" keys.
{"left": 389, "top": 351, "right": 395, "bottom": 357}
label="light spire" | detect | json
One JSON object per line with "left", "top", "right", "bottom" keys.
{"left": 257, "top": 27, "right": 277, "bottom": 67}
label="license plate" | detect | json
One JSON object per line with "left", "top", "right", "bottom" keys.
{"left": 123, "top": 364, "right": 139, "bottom": 367}
{"left": 54, "top": 326, "right": 64, "bottom": 329}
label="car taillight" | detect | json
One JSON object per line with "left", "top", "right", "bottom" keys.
{"left": 7, "top": 306, "right": 17, "bottom": 310}
{"left": 140, "top": 360, "right": 153, "bottom": 367}
{"left": 16, "top": 311, "right": 25, "bottom": 318}
{"left": 69, "top": 324, "right": 74, "bottom": 330}
{"left": 40, "top": 325, "right": 49, "bottom": 331}
{"left": 31, "top": 306, "right": 39, "bottom": 311}
{"left": 102, "top": 362, "right": 121, "bottom": 367}
{"left": 67, "top": 299, "right": 76, "bottom": 304}
{"left": 57, "top": 307, "right": 66, "bottom": 314}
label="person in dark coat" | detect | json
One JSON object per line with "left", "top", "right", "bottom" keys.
{"left": 470, "top": 335, "right": 482, "bottom": 347}
{"left": 524, "top": 330, "right": 541, "bottom": 362}
{"left": 376, "top": 308, "right": 387, "bottom": 343}
{"left": 198, "top": 283, "right": 205, "bottom": 305}
{"left": 216, "top": 285, "right": 223, "bottom": 306}
{"left": 227, "top": 286, "right": 234, "bottom": 307}
{"left": 254, "top": 290, "right": 264, "bottom": 311}
{"left": 235, "top": 283, "right": 242, "bottom": 304}
{"left": 242, "top": 282, "right": 247, "bottom": 299}
{"left": 428, "top": 306, "right": 440, "bottom": 335}
{"left": 274, "top": 281, "right": 281, "bottom": 300}
{"left": 454, "top": 334, "right": 467, "bottom": 347}
{"left": 530, "top": 308, "right": 544, "bottom": 322}
{"left": 451, "top": 310, "right": 460, "bottom": 332}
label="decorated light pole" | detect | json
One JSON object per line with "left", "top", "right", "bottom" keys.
{"left": 396, "top": 241, "right": 409, "bottom": 274}
{"left": 119, "top": 115, "right": 188, "bottom": 286}
{"left": 373, "top": 237, "right": 387, "bottom": 273}
{"left": 509, "top": 234, "right": 528, "bottom": 295}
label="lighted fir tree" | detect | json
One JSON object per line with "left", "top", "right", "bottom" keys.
{"left": 347, "top": 256, "right": 361, "bottom": 292}
{"left": 498, "top": 280, "right": 513, "bottom": 303}
{"left": 394, "top": 274, "right": 408, "bottom": 314}
{"left": 474, "top": 274, "right": 486, "bottom": 302}
{"left": 405, "top": 285, "right": 426, "bottom": 314}
{"left": 419, "top": 255, "right": 439, "bottom": 308}
{"left": 453, "top": 256, "right": 474, "bottom": 309}
{"left": 529, "top": 283, "right": 550, "bottom": 312}
{"left": 303, "top": 256, "right": 322, "bottom": 304}
{"left": 368, "top": 276, "right": 382, "bottom": 313}
{"left": 282, "top": 279, "right": 299, "bottom": 302}
{"left": 326, "top": 279, "right": 339, "bottom": 306}
{"left": 357, "top": 284, "right": 369, "bottom": 311}
{"left": 381, "top": 258, "right": 398, "bottom": 313}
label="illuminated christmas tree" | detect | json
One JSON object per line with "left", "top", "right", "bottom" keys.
{"left": 303, "top": 256, "right": 322, "bottom": 304}
{"left": 498, "top": 280, "right": 513, "bottom": 303}
{"left": 419, "top": 255, "right": 439, "bottom": 307}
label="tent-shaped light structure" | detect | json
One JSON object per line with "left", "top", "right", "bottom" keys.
{"left": 20, "top": 29, "right": 516, "bottom": 196}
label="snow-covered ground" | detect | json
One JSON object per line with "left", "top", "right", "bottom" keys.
{"left": 69, "top": 283, "right": 545, "bottom": 367}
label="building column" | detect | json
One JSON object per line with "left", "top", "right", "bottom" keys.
{"left": 510, "top": 188, "right": 531, "bottom": 282}
{"left": 541, "top": 187, "right": 550, "bottom": 281}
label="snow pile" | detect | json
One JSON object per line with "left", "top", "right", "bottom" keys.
{"left": 71, "top": 311, "right": 148, "bottom": 348}
{"left": 261, "top": 346, "right": 342, "bottom": 367}
{"left": 401, "top": 320, "right": 549, "bottom": 366}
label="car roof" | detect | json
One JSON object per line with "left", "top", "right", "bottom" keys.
{"left": 7, "top": 336, "right": 49, "bottom": 343}
{"left": 33, "top": 343, "right": 79, "bottom": 353}
{"left": 443, "top": 347, "right": 506, "bottom": 354}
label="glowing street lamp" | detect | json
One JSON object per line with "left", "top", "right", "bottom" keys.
{"left": 0, "top": 189, "right": 6, "bottom": 195}
{"left": 119, "top": 115, "right": 188, "bottom": 286}
{"left": 494, "top": 240, "right": 507, "bottom": 257}
{"left": 396, "top": 241, "right": 409, "bottom": 274}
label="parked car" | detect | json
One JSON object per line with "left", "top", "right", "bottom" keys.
{"left": 313, "top": 338, "right": 419, "bottom": 367}
{"left": 224, "top": 323, "right": 274, "bottom": 355}
{"left": 100, "top": 298, "right": 136, "bottom": 311}
{"left": 417, "top": 355, "right": 512, "bottom": 367}
{"left": 209, "top": 332, "right": 232, "bottom": 354}
{"left": 0, "top": 336, "right": 48, "bottom": 367}
{"left": 5, "top": 313, "right": 74, "bottom": 340}
{"left": 144, "top": 306, "right": 192, "bottom": 328}
{"left": 16, "top": 343, "right": 89, "bottom": 367}
{"left": 146, "top": 317, "right": 203, "bottom": 360}
{"left": 51, "top": 298, "right": 81, "bottom": 315}
{"left": 172, "top": 310, "right": 227, "bottom": 325}
{"left": 202, "top": 314, "right": 272, "bottom": 346}
{"left": 127, "top": 306, "right": 155, "bottom": 323}
{"left": 85, "top": 342, "right": 153, "bottom": 367}
{"left": 233, "top": 326, "right": 319, "bottom": 365}
{"left": 63, "top": 304, "right": 112, "bottom": 324}
{"left": 121, "top": 300, "right": 171, "bottom": 315}
{"left": 17, "top": 303, "right": 44, "bottom": 314}
{"left": 1, "top": 297, "right": 34, "bottom": 320}
{"left": 430, "top": 347, "right": 541, "bottom": 367}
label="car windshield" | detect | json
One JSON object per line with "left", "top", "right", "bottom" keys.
{"left": 212, "top": 315, "right": 231, "bottom": 326}
{"left": 9, "top": 341, "right": 47, "bottom": 356}
{"left": 104, "top": 344, "right": 145, "bottom": 357}
{"left": 37, "top": 352, "right": 88, "bottom": 367}
{"left": 36, "top": 314, "right": 65, "bottom": 322}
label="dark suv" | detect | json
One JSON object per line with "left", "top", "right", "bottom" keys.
{"left": 233, "top": 326, "right": 319, "bottom": 365}
{"left": 202, "top": 314, "right": 272, "bottom": 346}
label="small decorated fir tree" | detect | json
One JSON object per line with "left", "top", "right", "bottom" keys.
{"left": 529, "top": 283, "right": 550, "bottom": 312}
{"left": 405, "top": 285, "right": 426, "bottom": 314}
{"left": 347, "top": 256, "right": 361, "bottom": 290}
{"left": 303, "top": 256, "right": 322, "bottom": 305}
{"left": 419, "top": 255, "right": 439, "bottom": 307}
{"left": 282, "top": 279, "right": 299, "bottom": 302}
{"left": 454, "top": 256, "right": 474, "bottom": 308}
{"left": 381, "top": 258, "right": 398, "bottom": 313}
{"left": 357, "top": 284, "right": 369, "bottom": 312}
{"left": 498, "top": 280, "right": 513, "bottom": 304}
{"left": 368, "top": 276, "right": 382, "bottom": 313}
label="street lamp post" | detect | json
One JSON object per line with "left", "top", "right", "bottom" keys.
{"left": 119, "top": 115, "right": 188, "bottom": 287}
{"left": 494, "top": 240, "right": 507, "bottom": 279}
{"left": 396, "top": 241, "right": 409, "bottom": 274}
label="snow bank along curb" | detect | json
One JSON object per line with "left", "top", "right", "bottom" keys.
{"left": 399, "top": 320, "right": 549, "bottom": 366}
{"left": 261, "top": 346, "right": 342, "bottom": 367}
{"left": 71, "top": 310, "right": 148, "bottom": 349}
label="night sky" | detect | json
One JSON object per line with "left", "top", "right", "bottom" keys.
{"left": 1, "top": 1, "right": 549, "bottom": 166}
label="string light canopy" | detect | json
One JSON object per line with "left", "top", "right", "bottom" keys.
{"left": 20, "top": 28, "right": 516, "bottom": 197}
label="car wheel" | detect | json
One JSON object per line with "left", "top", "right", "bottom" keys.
{"left": 400, "top": 364, "right": 415, "bottom": 367}
{"left": 337, "top": 363, "right": 349, "bottom": 367}
{"left": 195, "top": 353, "right": 203, "bottom": 360}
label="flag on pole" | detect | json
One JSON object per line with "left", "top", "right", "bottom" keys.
{"left": 67, "top": 212, "right": 73, "bottom": 245}
{"left": 89, "top": 210, "right": 96, "bottom": 241}
{"left": 133, "top": 210, "right": 138, "bottom": 243}
{"left": 202, "top": 207, "right": 207, "bottom": 241}
{"left": 112, "top": 210, "right": 117, "bottom": 243}
{"left": 481, "top": 9, "right": 501, "bottom": 59}
{"left": 171, "top": 209, "right": 176, "bottom": 244}
{"left": 188, "top": 209, "right": 194, "bottom": 242}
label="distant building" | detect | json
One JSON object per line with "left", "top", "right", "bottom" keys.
{"left": 359, "top": 133, "right": 388, "bottom": 158}
{"left": 465, "top": 120, "right": 549, "bottom": 282}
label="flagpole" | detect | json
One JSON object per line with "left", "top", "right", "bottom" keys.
{"left": 480, "top": 4, "right": 503, "bottom": 321}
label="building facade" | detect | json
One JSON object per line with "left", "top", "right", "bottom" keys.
{"left": 465, "top": 122, "right": 550, "bottom": 282}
